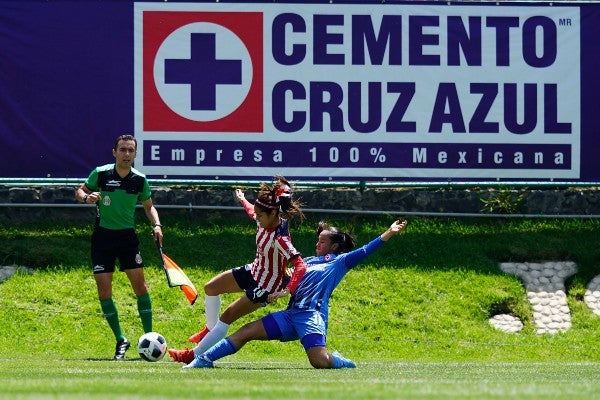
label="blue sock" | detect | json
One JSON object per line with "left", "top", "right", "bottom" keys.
{"left": 203, "top": 337, "right": 237, "bottom": 362}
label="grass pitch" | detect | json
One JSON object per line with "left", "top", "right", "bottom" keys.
{"left": 1, "top": 215, "right": 600, "bottom": 399}
{"left": 1, "top": 359, "right": 599, "bottom": 399}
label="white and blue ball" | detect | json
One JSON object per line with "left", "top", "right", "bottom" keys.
{"left": 137, "top": 332, "right": 167, "bottom": 362}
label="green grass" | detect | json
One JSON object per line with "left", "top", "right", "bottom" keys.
{"left": 1, "top": 213, "right": 600, "bottom": 398}
{"left": 2, "top": 360, "right": 600, "bottom": 399}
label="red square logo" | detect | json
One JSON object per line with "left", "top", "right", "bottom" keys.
{"left": 142, "top": 11, "right": 263, "bottom": 132}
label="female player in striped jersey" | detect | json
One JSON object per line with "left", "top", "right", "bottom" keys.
{"left": 169, "top": 176, "right": 307, "bottom": 363}
{"left": 181, "top": 219, "right": 408, "bottom": 369}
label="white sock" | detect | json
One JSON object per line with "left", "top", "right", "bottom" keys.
{"left": 204, "top": 295, "right": 221, "bottom": 330}
{"left": 193, "top": 319, "right": 230, "bottom": 355}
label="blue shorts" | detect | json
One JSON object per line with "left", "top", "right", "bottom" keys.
{"left": 262, "top": 309, "right": 327, "bottom": 350}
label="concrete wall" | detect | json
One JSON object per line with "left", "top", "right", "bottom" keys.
{"left": 1, "top": 186, "right": 599, "bottom": 219}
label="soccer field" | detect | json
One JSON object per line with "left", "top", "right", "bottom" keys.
{"left": 0, "top": 359, "right": 598, "bottom": 399}
{"left": 2, "top": 217, "right": 600, "bottom": 399}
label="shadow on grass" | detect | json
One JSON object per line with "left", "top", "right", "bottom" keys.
{"left": 2, "top": 215, "right": 599, "bottom": 281}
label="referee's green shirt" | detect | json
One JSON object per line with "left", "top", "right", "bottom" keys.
{"left": 84, "top": 164, "right": 152, "bottom": 230}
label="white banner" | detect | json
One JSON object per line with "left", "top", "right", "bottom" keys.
{"left": 134, "top": 2, "right": 580, "bottom": 181}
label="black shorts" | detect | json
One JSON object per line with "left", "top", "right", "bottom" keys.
{"left": 91, "top": 227, "right": 142, "bottom": 274}
{"left": 231, "top": 264, "right": 270, "bottom": 305}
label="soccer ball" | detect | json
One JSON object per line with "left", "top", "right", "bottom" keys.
{"left": 137, "top": 332, "right": 167, "bottom": 362}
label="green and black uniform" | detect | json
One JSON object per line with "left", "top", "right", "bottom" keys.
{"left": 85, "top": 163, "right": 152, "bottom": 272}
{"left": 84, "top": 163, "right": 153, "bottom": 336}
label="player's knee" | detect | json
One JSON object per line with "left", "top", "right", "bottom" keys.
{"left": 204, "top": 281, "right": 218, "bottom": 296}
{"left": 131, "top": 280, "right": 148, "bottom": 296}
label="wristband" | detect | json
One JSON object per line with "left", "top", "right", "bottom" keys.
{"left": 154, "top": 224, "right": 162, "bottom": 228}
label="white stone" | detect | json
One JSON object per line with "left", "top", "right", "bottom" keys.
{"left": 548, "top": 322, "right": 560, "bottom": 330}
{"left": 489, "top": 314, "right": 524, "bottom": 333}
{"left": 584, "top": 275, "right": 600, "bottom": 316}
{"left": 500, "top": 261, "right": 578, "bottom": 334}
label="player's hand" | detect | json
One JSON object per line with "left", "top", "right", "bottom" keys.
{"left": 235, "top": 189, "right": 245, "bottom": 202}
{"left": 390, "top": 220, "right": 407, "bottom": 233}
{"left": 380, "top": 220, "right": 407, "bottom": 241}
{"left": 268, "top": 288, "right": 290, "bottom": 303}
{"left": 85, "top": 191, "right": 102, "bottom": 204}
{"left": 152, "top": 226, "right": 163, "bottom": 247}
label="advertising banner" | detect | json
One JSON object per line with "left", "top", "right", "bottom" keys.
{"left": 1, "top": 1, "right": 600, "bottom": 183}
{"left": 134, "top": 2, "right": 590, "bottom": 182}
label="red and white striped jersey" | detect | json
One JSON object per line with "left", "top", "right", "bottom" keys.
{"left": 240, "top": 199, "right": 305, "bottom": 293}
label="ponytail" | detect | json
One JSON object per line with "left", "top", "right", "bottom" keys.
{"left": 254, "top": 175, "right": 305, "bottom": 222}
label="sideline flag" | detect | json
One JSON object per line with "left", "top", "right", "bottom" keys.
{"left": 156, "top": 242, "right": 198, "bottom": 305}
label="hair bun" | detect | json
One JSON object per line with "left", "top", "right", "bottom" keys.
{"left": 274, "top": 185, "right": 292, "bottom": 204}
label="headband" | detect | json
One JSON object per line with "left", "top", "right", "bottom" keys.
{"left": 255, "top": 198, "right": 278, "bottom": 209}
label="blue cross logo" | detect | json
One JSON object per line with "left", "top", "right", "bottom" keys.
{"left": 164, "top": 33, "right": 242, "bottom": 111}
{"left": 153, "top": 22, "right": 252, "bottom": 122}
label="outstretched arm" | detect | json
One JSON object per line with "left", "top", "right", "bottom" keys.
{"left": 342, "top": 219, "right": 408, "bottom": 269}
{"left": 235, "top": 189, "right": 255, "bottom": 219}
{"left": 269, "top": 220, "right": 408, "bottom": 303}
{"left": 380, "top": 220, "right": 408, "bottom": 242}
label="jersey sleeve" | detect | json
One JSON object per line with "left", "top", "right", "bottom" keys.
{"left": 138, "top": 177, "right": 152, "bottom": 202}
{"left": 285, "top": 255, "right": 307, "bottom": 294}
{"left": 343, "top": 236, "right": 385, "bottom": 270}
{"left": 84, "top": 168, "right": 99, "bottom": 191}
{"left": 275, "top": 235, "right": 305, "bottom": 293}
{"left": 240, "top": 198, "right": 256, "bottom": 219}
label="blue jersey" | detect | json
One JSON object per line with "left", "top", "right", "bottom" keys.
{"left": 287, "top": 236, "right": 384, "bottom": 323}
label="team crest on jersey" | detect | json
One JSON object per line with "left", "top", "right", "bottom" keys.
{"left": 140, "top": 10, "right": 263, "bottom": 132}
{"left": 103, "top": 196, "right": 111, "bottom": 206}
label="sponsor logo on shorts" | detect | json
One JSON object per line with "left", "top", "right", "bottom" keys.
{"left": 93, "top": 265, "right": 105, "bottom": 272}
{"left": 135, "top": 253, "right": 143, "bottom": 265}
{"left": 251, "top": 287, "right": 267, "bottom": 301}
